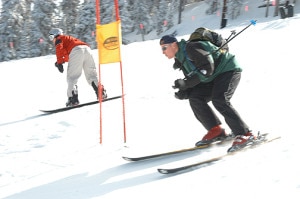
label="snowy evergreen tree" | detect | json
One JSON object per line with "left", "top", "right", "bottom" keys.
{"left": 0, "top": 0, "right": 185, "bottom": 61}
{"left": 156, "top": 0, "right": 168, "bottom": 36}
{"left": 133, "top": 0, "right": 152, "bottom": 35}
{"left": 228, "top": 0, "right": 243, "bottom": 19}
{"left": 119, "top": 0, "right": 135, "bottom": 34}
{"left": 166, "top": 0, "right": 177, "bottom": 30}
{"left": 0, "top": 0, "right": 26, "bottom": 61}
{"left": 121, "top": 0, "right": 137, "bottom": 33}
{"left": 75, "top": 0, "right": 97, "bottom": 49}
{"left": 18, "top": 0, "right": 34, "bottom": 59}
{"left": 150, "top": 2, "right": 159, "bottom": 33}
{"left": 29, "top": 25, "right": 45, "bottom": 57}
{"left": 100, "top": 0, "right": 114, "bottom": 24}
{"left": 18, "top": 20, "right": 31, "bottom": 59}
{"left": 60, "top": 0, "right": 80, "bottom": 35}
{"left": 31, "top": 0, "right": 58, "bottom": 56}
{"left": 205, "top": 0, "right": 220, "bottom": 15}
{"left": 144, "top": 0, "right": 156, "bottom": 31}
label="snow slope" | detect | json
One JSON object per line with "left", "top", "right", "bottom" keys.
{"left": 1, "top": 1, "right": 300, "bottom": 198}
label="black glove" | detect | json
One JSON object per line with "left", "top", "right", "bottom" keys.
{"left": 174, "top": 90, "right": 189, "bottom": 100}
{"left": 55, "top": 62, "right": 64, "bottom": 73}
{"left": 173, "top": 79, "right": 187, "bottom": 90}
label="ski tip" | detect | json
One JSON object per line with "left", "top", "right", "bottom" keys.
{"left": 122, "top": 156, "right": 140, "bottom": 161}
{"left": 122, "top": 157, "right": 132, "bottom": 161}
{"left": 250, "top": 19, "right": 257, "bottom": 25}
{"left": 157, "top": 169, "right": 169, "bottom": 174}
{"left": 39, "top": 110, "right": 55, "bottom": 114}
{"left": 227, "top": 146, "right": 236, "bottom": 153}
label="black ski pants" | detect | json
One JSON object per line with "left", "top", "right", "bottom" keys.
{"left": 188, "top": 71, "right": 249, "bottom": 136}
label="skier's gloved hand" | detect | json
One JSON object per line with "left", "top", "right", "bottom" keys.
{"left": 174, "top": 90, "right": 189, "bottom": 100}
{"left": 172, "top": 79, "right": 187, "bottom": 90}
{"left": 55, "top": 62, "right": 64, "bottom": 73}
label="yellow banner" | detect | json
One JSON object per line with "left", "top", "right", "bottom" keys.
{"left": 96, "top": 20, "right": 122, "bottom": 64}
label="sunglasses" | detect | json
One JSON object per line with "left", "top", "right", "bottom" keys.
{"left": 161, "top": 45, "right": 170, "bottom": 51}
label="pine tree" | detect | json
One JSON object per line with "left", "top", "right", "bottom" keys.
{"left": 156, "top": 0, "right": 168, "bottom": 36}
{"left": 0, "top": 0, "right": 183, "bottom": 61}
{"left": 100, "top": 0, "right": 114, "bottom": 24}
{"left": 0, "top": 0, "right": 25, "bottom": 61}
{"left": 75, "top": 0, "right": 97, "bottom": 49}
{"left": 31, "top": 0, "right": 58, "bottom": 56}
{"left": 144, "top": 0, "right": 156, "bottom": 31}
{"left": 60, "top": 0, "right": 80, "bottom": 36}
{"left": 119, "top": 0, "right": 135, "bottom": 34}
{"left": 134, "top": 0, "right": 152, "bottom": 36}
{"left": 18, "top": 0, "right": 34, "bottom": 59}
{"left": 166, "top": 0, "right": 177, "bottom": 30}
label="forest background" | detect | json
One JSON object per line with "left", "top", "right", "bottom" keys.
{"left": 0, "top": 0, "right": 279, "bottom": 62}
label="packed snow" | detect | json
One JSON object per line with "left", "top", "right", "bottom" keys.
{"left": 1, "top": 1, "right": 300, "bottom": 198}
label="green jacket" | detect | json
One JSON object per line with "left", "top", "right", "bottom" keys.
{"left": 174, "top": 39, "right": 242, "bottom": 86}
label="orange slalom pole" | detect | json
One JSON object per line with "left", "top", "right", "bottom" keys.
{"left": 114, "top": 0, "right": 127, "bottom": 143}
{"left": 95, "top": 0, "right": 103, "bottom": 144}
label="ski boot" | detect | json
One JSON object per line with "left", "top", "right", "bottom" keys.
{"left": 195, "top": 125, "right": 230, "bottom": 147}
{"left": 92, "top": 82, "right": 107, "bottom": 99}
{"left": 227, "top": 132, "right": 257, "bottom": 153}
{"left": 66, "top": 86, "right": 79, "bottom": 107}
{"left": 102, "top": 86, "right": 108, "bottom": 99}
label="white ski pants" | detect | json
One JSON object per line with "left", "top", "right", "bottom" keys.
{"left": 67, "top": 45, "right": 98, "bottom": 97}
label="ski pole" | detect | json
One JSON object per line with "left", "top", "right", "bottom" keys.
{"left": 217, "top": 19, "right": 257, "bottom": 51}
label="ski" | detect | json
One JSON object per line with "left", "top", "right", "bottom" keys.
{"left": 157, "top": 134, "right": 280, "bottom": 174}
{"left": 122, "top": 136, "right": 233, "bottom": 161}
{"left": 40, "top": 95, "right": 123, "bottom": 114}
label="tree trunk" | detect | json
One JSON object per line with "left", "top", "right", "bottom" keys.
{"left": 266, "top": 0, "right": 270, "bottom": 17}
{"left": 178, "top": 0, "right": 182, "bottom": 24}
{"left": 220, "top": 0, "right": 227, "bottom": 28}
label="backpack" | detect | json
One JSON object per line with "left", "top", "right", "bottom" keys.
{"left": 188, "top": 27, "right": 229, "bottom": 52}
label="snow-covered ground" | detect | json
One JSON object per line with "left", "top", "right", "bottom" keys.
{"left": 1, "top": 1, "right": 300, "bottom": 198}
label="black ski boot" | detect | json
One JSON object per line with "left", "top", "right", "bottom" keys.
{"left": 66, "top": 85, "right": 79, "bottom": 107}
{"left": 92, "top": 82, "right": 107, "bottom": 99}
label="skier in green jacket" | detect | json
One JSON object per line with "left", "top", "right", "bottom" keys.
{"left": 160, "top": 33, "right": 254, "bottom": 151}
